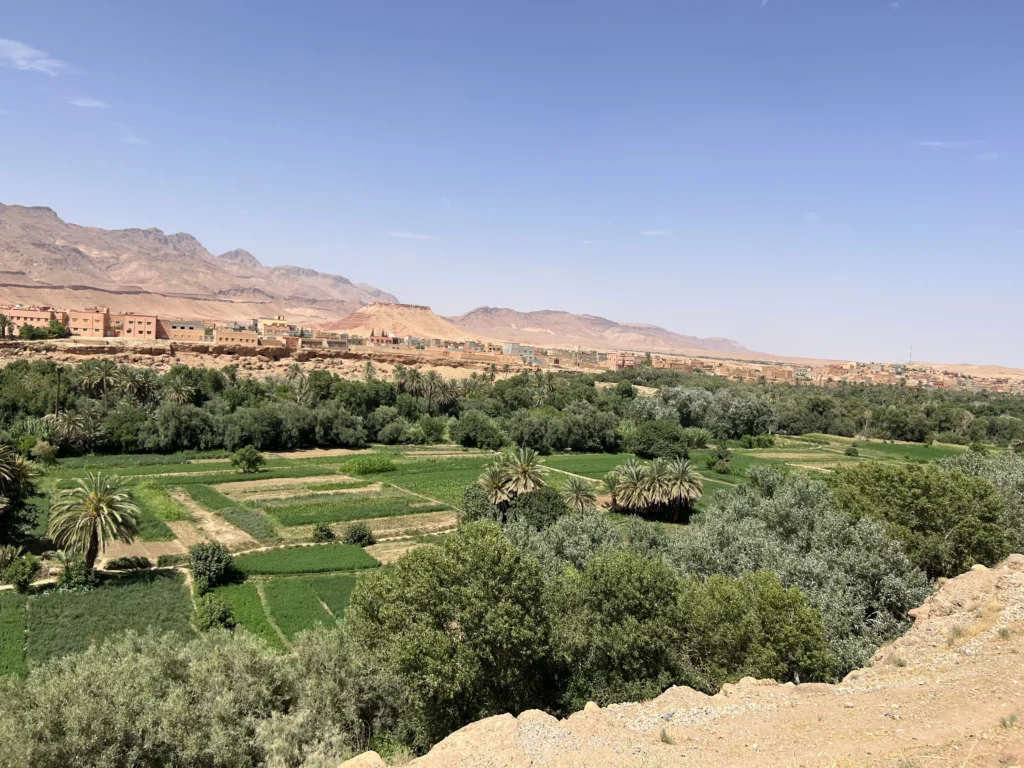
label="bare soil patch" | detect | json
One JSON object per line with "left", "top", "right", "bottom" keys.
{"left": 240, "top": 483, "right": 382, "bottom": 502}
{"left": 214, "top": 474, "right": 352, "bottom": 494}
{"left": 365, "top": 540, "right": 427, "bottom": 564}
{"left": 266, "top": 447, "right": 370, "bottom": 459}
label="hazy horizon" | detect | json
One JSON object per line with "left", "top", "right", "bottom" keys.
{"left": 2, "top": 1, "right": 1021, "bottom": 365}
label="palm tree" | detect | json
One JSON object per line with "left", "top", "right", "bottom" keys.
{"left": 422, "top": 370, "right": 444, "bottom": 412}
{"left": 487, "top": 363, "right": 498, "bottom": 382}
{"left": 615, "top": 458, "right": 648, "bottom": 512}
{"left": 392, "top": 362, "right": 407, "bottom": 391}
{"left": 477, "top": 464, "right": 512, "bottom": 510}
{"left": 642, "top": 457, "right": 674, "bottom": 510}
{"left": 404, "top": 368, "right": 424, "bottom": 397}
{"left": 48, "top": 473, "right": 140, "bottom": 570}
{"left": 163, "top": 377, "right": 195, "bottom": 405}
{"left": 293, "top": 376, "right": 313, "bottom": 406}
{"left": 600, "top": 471, "right": 621, "bottom": 511}
{"left": 363, "top": 360, "right": 377, "bottom": 382}
{"left": 501, "top": 363, "right": 511, "bottom": 380}
{"left": 44, "top": 411, "right": 102, "bottom": 450}
{"left": 286, "top": 363, "right": 306, "bottom": 383}
{"left": 78, "top": 359, "right": 119, "bottom": 411}
{"left": 562, "top": 475, "right": 597, "bottom": 514}
{"left": 1, "top": 446, "right": 39, "bottom": 526}
{"left": 115, "top": 366, "right": 159, "bottom": 404}
{"left": 500, "top": 447, "right": 546, "bottom": 497}
{"left": 666, "top": 457, "right": 702, "bottom": 521}
{"left": 0, "top": 314, "right": 13, "bottom": 339}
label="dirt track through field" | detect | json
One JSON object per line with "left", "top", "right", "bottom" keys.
{"left": 169, "top": 489, "right": 258, "bottom": 550}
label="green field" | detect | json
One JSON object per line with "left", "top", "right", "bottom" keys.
{"left": 544, "top": 453, "right": 635, "bottom": 479}
{"left": 0, "top": 593, "right": 28, "bottom": 677}
{"left": 25, "top": 571, "right": 194, "bottom": 663}
{"left": 369, "top": 456, "right": 494, "bottom": 507}
{"left": 133, "top": 483, "right": 190, "bottom": 541}
{"left": 234, "top": 544, "right": 379, "bottom": 575}
{"left": 257, "top": 486, "right": 447, "bottom": 526}
{"left": 262, "top": 577, "right": 336, "bottom": 639}
{"left": 212, "top": 582, "right": 287, "bottom": 651}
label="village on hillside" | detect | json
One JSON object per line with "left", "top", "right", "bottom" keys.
{"left": 1, "top": 300, "right": 1021, "bottom": 394}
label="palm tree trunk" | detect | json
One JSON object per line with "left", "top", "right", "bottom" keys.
{"left": 85, "top": 530, "right": 99, "bottom": 571}
{"left": 103, "top": 378, "right": 108, "bottom": 412}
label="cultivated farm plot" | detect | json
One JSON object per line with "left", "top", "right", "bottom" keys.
{"left": 260, "top": 575, "right": 359, "bottom": 640}
{"left": 234, "top": 544, "right": 380, "bottom": 575}
{"left": 25, "top": 571, "right": 194, "bottom": 664}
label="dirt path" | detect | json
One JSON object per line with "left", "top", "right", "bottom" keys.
{"left": 168, "top": 489, "right": 258, "bottom": 551}
{"left": 365, "top": 539, "right": 429, "bottom": 564}
{"left": 99, "top": 538, "right": 186, "bottom": 564}
{"left": 165, "top": 520, "right": 207, "bottom": 547}
{"left": 366, "top": 556, "right": 1024, "bottom": 768}
{"left": 266, "top": 447, "right": 370, "bottom": 459}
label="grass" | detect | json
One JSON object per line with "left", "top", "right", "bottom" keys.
{"left": 946, "top": 624, "right": 967, "bottom": 647}
{"left": 544, "top": 453, "right": 636, "bottom": 479}
{"left": 257, "top": 486, "right": 446, "bottom": 526}
{"left": 55, "top": 450, "right": 231, "bottom": 469}
{"left": 26, "top": 571, "right": 194, "bottom": 663}
{"left": 303, "top": 480, "right": 375, "bottom": 492}
{"left": 140, "top": 467, "right": 341, "bottom": 487}
{"left": 182, "top": 484, "right": 235, "bottom": 511}
{"left": 132, "top": 483, "right": 190, "bottom": 542}
{"left": 306, "top": 574, "right": 358, "bottom": 618}
{"left": 1001, "top": 713, "right": 1018, "bottom": 729}
{"left": 211, "top": 582, "right": 287, "bottom": 652}
{"left": 262, "top": 577, "right": 336, "bottom": 640}
{"left": 234, "top": 544, "right": 379, "bottom": 575}
{"left": 0, "top": 592, "right": 28, "bottom": 677}
{"left": 181, "top": 484, "right": 279, "bottom": 542}
{"left": 373, "top": 456, "right": 494, "bottom": 507}
{"left": 219, "top": 508, "right": 280, "bottom": 542}
{"left": 849, "top": 441, "right": 967, "bottom": 462}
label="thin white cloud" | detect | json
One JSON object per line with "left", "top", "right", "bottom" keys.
{"left": 114, "top": 123, "right": 150, "bottom": 146}
{"left": 386, "top": 232, "right": 434, "bottom": 241}
{"left": 70, "top": 97, "right": 108, "bottom": 109}
{"left": 0, "top": 39, "right": 65, "bottom": 76}
{"left": 804, "top": 212, "right": 820, "bottom": 223}
{"left": 641, "top": 230, "right": 669, "bottom": 237}
{"left": 975, "top": 152, "right": 999, "bottom": 163}
{"left": 916, "top": 140, "right": 982, "bottom": 149}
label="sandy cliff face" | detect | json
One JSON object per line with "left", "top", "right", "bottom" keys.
{"left": 344, "top": 556, "right": 1024, "bottom": 767}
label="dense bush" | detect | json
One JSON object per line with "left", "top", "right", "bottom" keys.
{"left": 341, "top": 521, "right": 376, "bottom": 547}
{"left": 194, "top": 594, "right": 237, "bottom": 631}
{"left": 312, "top": 521, "right": 336, "bottom": 543}
{"left": 940, "top": 451, "right": 1024, "bottom": 551}
{"left": 231, "top": 445, "right": 266, "bottom": 474}
{"left": 507, "top": 486, "right": 571, "bottom": 530}
{"left": 450, "top": 410, "right": 506, "bottom": 450}
{"left": 187, "top": 542, "right": 235, "bottom": 593}
{"left": 623, "top": 418, "right": 690, "bottom": 459}
{"left": 2, "top": 554, "right": 39, "bottom": 593}
{"left": 104, "top": 556, "right": 152, "bottom": 571}
{"left": 830, "top": 462, "right": 1010, "bottom": 578}
{"left": 670, "top": 467, "right": 932, "bottom": 672}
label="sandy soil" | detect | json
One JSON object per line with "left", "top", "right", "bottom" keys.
{"left": 356, "top": 556, "right": 1024, "bottom": 768}
{"left": 365, "top": 540, "right": 428, "bottom": 564}
{"left": 98, "top": 538, "right": 186, "bottom": 565}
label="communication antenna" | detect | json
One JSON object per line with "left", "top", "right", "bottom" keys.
{"left": 909, "top": 343, "right": 913, "bottom": 366}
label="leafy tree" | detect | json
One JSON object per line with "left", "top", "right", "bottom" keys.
{"left": 623, "top": 418, "right": 690, "bottom": 459}
{"left": 547, "top": 549, "right": 687, "bottom": 711}
{"left": 231, "top": 445, "right": 266, "bottom": 474}
{"left": 460, "top": 484, "right": 500, "bottom": 525}
{"left": 342, "top": 521, "right": 376, "bottom": 547}
{"left": 507, "top": 486, "right": 571, "bottom": 530}
{"left": 830, "top": 462, "right": 1010, "bottom": 578}
{"left": 187, "top": 542, "right": 235, "bottom": 593}
{"left": 450, "top": 410, "right": 506, "bottom": 450}
{"left": 0, "top": 444, "right": 39, "bottom": 544}
{"left": 48, "top": 473, "right": 140, "bottom": 571}
{"left": 194, "top": 594, "right": 237, "bottom": 631}
{"left": 3, "top": 553, "right": 40, "bottom": 593}
{"left": 347, "top": 523, "right": 551, "bottom": 749}
{"left": 312, "top": 521, "right": 336, "bottom": 543}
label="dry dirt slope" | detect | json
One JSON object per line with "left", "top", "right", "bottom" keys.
{"left": 345, "top": 555, "right": 1024, "bottom": 768}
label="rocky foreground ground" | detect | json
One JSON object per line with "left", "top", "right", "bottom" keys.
{"left": 345, "top": 555, "right": 1024, "bottom": 767}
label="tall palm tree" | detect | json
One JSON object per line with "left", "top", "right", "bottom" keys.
{"left": 392, "top": 362, "right": 407, "bottom": 391}
{"left": 477, "top": 464, "right": 512, "bottom": 510}
{"left": 600, "top": 471, "right": 621, "bottom": 512}
{"left": 363, "top": 360, "right": 377, "bottom": 382}
{"left": 0, "top": 314, "right": 13, "bottom": 339}
{"left": 48, "top": 473, "right": 140, "bottom": 570}
{"left": 487, "top": 363, "right": 498, "bottom": 382}
{"left": 642, "top": 458, "right": 674, "bottom": 510}
{"left": 44, "top": 411, "right": 102, "bottom": 451}
{"left": 500, "top": 447, "right": 546, "bottom": 497}
{"left": 404, "top": 367, "right": 424, "bottom": 397}
{"left": 115, "top": 366, "right": 159, "bottom": 404}
{"left": 286, "top": 363, "right": 306, "bottom": 383}
{"left": 293, "top": 377, "right": 313, "bottom": 406}
{"left": 501, "top": 363, "right": 511, "bottom": 380}
{"left": 422, "top": 370, "right": 443, "bottom": 412}
{"left": 78, "top": 359, "right": 119, "bottom": 411}
{"left": 562, "top": 475, "right": 597, "bottom": 514}
{"left": 1, "top": 446, "right": 38, "bottom": 526}
{"left": 666, "top": 457, "right": 702, "bottom": 521}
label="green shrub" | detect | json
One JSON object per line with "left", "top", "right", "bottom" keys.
{"left": 343, "top": 455, "right": 397, "bottom": 475}
{"left": 188, "top": 542, "right": 235, "bottom": 592}
{"left": 739, "top": 435, "right": 755, "bottom": 449}
{"left": 311, "top": 521, "right": 336, "bottom": 543}
{"left": 194, "top": 593, "right": 237, "bottom": 631}
{"left": 845, "top": 445, "right": 859, "bottom": 457}
{"left": 507, "top": 486, "right": 571, "bottom": 530}
{"left": 104, "top": 556, "right": 152, "bottom": 571}
{"left": 4, "top": 555, "right": 40, "bottom": 593}
{"left": 753, "top": 434, "right": 775, "bottom": 448}
{"left": 30, "top": 440, "right": 57, "bottom": 465}
{"left": 56, "top": 557, "right": 98, "bottom": 591}
{"left": 342, "top": 521, "right": 376, "bottom": 547}
{"left": 681, "top": 427, "right": 712, "bottom": 450}
{"left": 713, "top": 460, "right": 732, "bottom": 475}
{"left": 231, "top": 445, "right": 266, "bottom": 474}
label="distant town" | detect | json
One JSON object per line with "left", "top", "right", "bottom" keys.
{"left": 1, "top": 302, "right": 1021, "bottom": 394}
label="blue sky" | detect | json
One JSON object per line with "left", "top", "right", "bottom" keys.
{"left": 2, "top": 1, "right": 1022, "bottom": 365}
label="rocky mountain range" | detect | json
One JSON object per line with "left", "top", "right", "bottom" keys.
{"left": 0, "top": 203, "right": 396, "bottom": 326}
{"left": 450, "top": 307, "right": 749, "bottom": 355}
{"left": 0, "top": 203, "right": 750, "bottom": 354}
